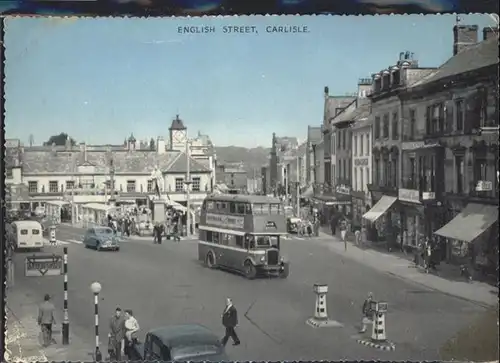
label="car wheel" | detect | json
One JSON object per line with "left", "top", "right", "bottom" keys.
{"left": 205, "top": 251, "right": 216, "bottom": 269}
{"left": 244, "top": 261, "right": 257, "bottom": 280}
{"left": 115, "top": 247, "right": 120, "bottom": 252}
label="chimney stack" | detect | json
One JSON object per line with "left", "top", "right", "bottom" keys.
{"left": 357, "top": 78, "right": 373, "bottom": 98}
{"left": 324, "top": 86, "right": 329, "bottom": 97}
{"left": 157, "top": 137, "right": 166, "bottom": 155}
{"left": 483, "top": 27, "right": 497, "bottom": 41}
{"left": 453, "top": 25, "right": 478, "bottom": 55}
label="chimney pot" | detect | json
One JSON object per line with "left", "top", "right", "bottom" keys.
{"left": 324, "top": 86, "right": 329, "bottom": 95}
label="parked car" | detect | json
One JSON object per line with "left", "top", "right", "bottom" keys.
{"left": 83, "top": 227, "right": 120, "bottom": 251}
{"left": 129, "top": 324, "right": 229, "bottom": 362}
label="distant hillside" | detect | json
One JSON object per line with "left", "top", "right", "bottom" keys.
{"left": 215, "top": 146, "right": 270, "bottom": 174}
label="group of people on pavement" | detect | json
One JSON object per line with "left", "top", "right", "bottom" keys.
{"left": 108, "top": 307, "right": 140, "bottom": 360}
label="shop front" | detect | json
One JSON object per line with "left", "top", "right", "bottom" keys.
{"left": 351, "top": 190, "right": 367, "bottom": 229}
{"left": 398, "top": 188, "right": 424, "bottom": 248}
{"left": 434, "top": 203, "right": 498, "bottom": 270}
{"left": 334, "top": 184, "right": 352, "bottom": 217}
{"left": 311, "top": 193, "right": 351, "bottom": 225}
{"left": 362, "top": 195, "right": 400, "bottom": 245}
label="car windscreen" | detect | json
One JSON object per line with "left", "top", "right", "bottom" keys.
{"left": 170, "top": 345, "right": 221, "bottom": 360}
{"left": 95, "top": 228, "right": 113, "bottom": 235}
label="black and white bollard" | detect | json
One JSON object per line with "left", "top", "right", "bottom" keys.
{"left": 306, "top": 284, "right": 343, "bottom": 328}
{"left": 91, "top": 282, "right": 102, "bottom": 361}
{"left": 62, "top": 247, "right": 69, "bottom": 345}
{"left": 357, "top": 301, "right": 395, "bottom": 351}
{"left": 49, "top": 225, "right": 57, "bottom": 245}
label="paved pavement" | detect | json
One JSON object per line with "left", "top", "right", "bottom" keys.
{"left": 7, "top": 225, "right": 492, "bottom": 361}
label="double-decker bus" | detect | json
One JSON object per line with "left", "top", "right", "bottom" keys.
{"left": 198, "top": 194, "right": 289, "bottom": 279}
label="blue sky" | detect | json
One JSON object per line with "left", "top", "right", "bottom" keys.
{"left": 4, "top": 14, "right": 496, "bottom": 148}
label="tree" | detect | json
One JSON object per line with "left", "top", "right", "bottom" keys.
{"left": 44, "top": 133, "right": 76, "bottom": 146}
{"left": 149, "top": 138, "right": 156, "bottom": 151}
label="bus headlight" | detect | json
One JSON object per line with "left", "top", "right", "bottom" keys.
{"left": 260, "top": 256, "right": 266, "bottom": 262}
{"left": 280, "top": 256, "right": 284, "bottom": 262}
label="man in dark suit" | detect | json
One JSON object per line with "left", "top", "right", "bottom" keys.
{"left": 37, "top": 294, "right": 56, "bottom": 347}
{"left": 221, "top": 298, "right": 240, "bottom": 346}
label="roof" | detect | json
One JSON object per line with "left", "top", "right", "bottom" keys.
{"left": 411, "top": 35, "right": 499, "bottom": 88}
{"left": 206, "top": 194, "right": 282, "bottom": 204}
{"left": 325, "top": 95, "right": 356, "bottom": 122}
{"left": 5, "top": 147, "right": 21, "bottom": 169}
{"left": 12, "top": 220, "right": 42, "bottom": 228}
{"left": 170, "top": 115, "right": 186, "bottom": 130}
{"left": 330, "top": 98, "right": 358, "bottom": 125}
{"left": 149, "top": 324, "right": 220, "bottom": 347}
{"left": 167, "top": 152, "right": 211, "bottom": 173}
{"left": 20, "top": 149, "right": 209, "bottom": 174}
{"left": 344, "top": 104, "right": 372, "bottom": 129}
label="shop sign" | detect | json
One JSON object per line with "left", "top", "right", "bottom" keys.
{"left": 421, "top": 192, "right": 435, "bottom": 200}
{"left": 206, "top": 213, "right": 244, "bottom": 229}
{"left": 25, "top": 255, "right": 63, "bottom": 277}
{"left": 398, "top": 188, "right": 421, "bottom": 204}
{"left": 402, "top": 141, "right": 425, "bottom": 151}
{"left": 335, "top": 184, "right": 351, "bottom": 196}
{"left": 354, "top": 158, "right": 369, "bottom": 166}
{"left": 475, "top": 181, "right": 493, "bottom": 192}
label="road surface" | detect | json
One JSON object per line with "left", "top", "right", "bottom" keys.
{"left": 8, "top": 226, "right": 487, "bottom": 361}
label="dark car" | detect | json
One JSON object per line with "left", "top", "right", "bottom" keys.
{"left": 130, "top": 324, "right": 228, "bottom": 362}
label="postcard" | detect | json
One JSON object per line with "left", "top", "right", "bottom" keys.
{"left": 3, "top": 14, "right": 499, "bottom": 362}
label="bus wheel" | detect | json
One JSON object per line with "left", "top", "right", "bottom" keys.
{"left": 244, "top": 261, "right": 257, "bottom": 280}
{"left": 205, "top": 252, "right": 216, "bottom": 269}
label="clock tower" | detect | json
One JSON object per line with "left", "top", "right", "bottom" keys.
{"left": 169, "top": 114, "right": 187, "bottom": 151}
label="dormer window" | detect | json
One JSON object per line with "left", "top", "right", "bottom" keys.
{"left": 382, "top": 70, "right": 390, "bottom": 91}
{"left": 373, "top": 74, "right": 382, "bottom": 93}
{"left": 391, "top": 66, "right": 401, "bottom": 86}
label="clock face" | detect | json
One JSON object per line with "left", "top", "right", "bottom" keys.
{"left": 173, "top": 130, "right": 186, "bottom": 143}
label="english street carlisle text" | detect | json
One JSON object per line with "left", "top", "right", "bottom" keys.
{"left": 177, "top": 25, "right": 310, "bottom": 34}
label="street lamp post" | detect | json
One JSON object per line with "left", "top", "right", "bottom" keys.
{"left": 90, "top": 282, "right": 102, "bottom": 362}
{"left": 184, "top": 140, "right": 192, "bottom": 238}
{"left": 296, "top": 154, "right": 301, "bottom": 217}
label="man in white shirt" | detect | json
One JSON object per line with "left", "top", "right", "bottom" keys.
{"left": 124, "top": 309, "right": 140, "bottom": 342}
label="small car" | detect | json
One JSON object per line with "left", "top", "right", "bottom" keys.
{"left": 83, "top": 227, "right": 120, "bottom": 251}
{"left": 130, "top": 324, "right": 229, "bottom": 362}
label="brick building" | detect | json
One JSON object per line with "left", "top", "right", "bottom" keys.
{"left": 399, "top": 26, "right": 498, "bottom": 269}
{"left": 364, "top": 51, "right": 437, "bottom": 244}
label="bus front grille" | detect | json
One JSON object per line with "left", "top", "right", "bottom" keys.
{"left": 267, "top": 250, "right": 279, "bottom": 265}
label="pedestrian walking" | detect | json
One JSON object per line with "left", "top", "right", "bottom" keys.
{"left": 221, "top": 298, "right": 240, "bottom": 346}
{"left": 354, "top": 228, "right": 361, "bottom": 246}
{"left": 108, "top": 307, "right": 126, "bottom": 361}
{"left": 340, "top": 220, "right": 348, "bottom": 251}
{"left": 359, "top": 292, "right": 374, "bottom": 333}
{"left": 172, "top": 223, "right": 181, "bottom": 242}
{"left": 38, "top": 294, "right": 56, "bottom": 347}
{"left": 158, "top": 223, "right": 164, "bottom": 244}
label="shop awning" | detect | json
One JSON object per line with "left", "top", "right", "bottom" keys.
{"left": 362, "top": 196, "right": 398, "bottom": 222}
{"left": 433, "top": 203, "right": 498, "bottom": 243}
{"left": 301, "top": 185, "right": 314, "bottom": 198}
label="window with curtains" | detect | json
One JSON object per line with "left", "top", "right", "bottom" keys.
{"left": 354, "top": 168, "right": 357, "bottom": 191}
{"left": 385, "top": 157, "right": 392, "bottom": 187}
{"left": 419, "top": 154, "right": 436, "bottom": 193}
{"left": 360, "top": 168, "right": 364, "bottom": 192}
{"left": 374, "top": 158, "right": 380, "bottom": 185}
{"left": 354, "top": 135, "right": 358, "bottom": 156}
{"left": 360, "top": 134, "right": 364, "bottom": 155}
